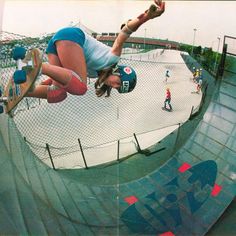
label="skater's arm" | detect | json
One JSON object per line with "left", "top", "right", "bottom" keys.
{"left": 111, "top": 0, "right": 165, "bottom": 56}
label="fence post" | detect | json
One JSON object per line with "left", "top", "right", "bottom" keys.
{"left": 173, "top": 123, "right": 181, "bottom": 154}
{"left": 189, "top": 106, "right": 194, "bottom": 119}
{"left": 25, "top": 98, "right": 30, "bottom": 110}
{"left": 133, "top": 133, "right": 142, "bottom": 152}
{"left": 117, "top": 140, "right": 120, "bottom": 161}
{"left": 217, "top": 43, "right": 227, "bottom": 78}
{"left": 46, "top": 143, "right": 56, "bottom": 170}
{"left": 78, "top": 138, "right": 88, "bottom": 169}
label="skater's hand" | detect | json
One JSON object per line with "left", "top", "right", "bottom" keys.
{"left": 147, "top": 0, "right": 165, "bottom": 19}
{"left": 138, "top": 0, "right": 165, "bottom": 22}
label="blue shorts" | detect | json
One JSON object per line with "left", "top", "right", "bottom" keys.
{"left": 46, "top": 27, "right": 85, "bottom": 55}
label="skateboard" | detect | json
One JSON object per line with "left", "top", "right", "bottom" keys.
{"left": 162, "top": 107, "right": 172, "bottom": 112}
{"left": 0, "top": 47, "right": 42, "bottom": 116}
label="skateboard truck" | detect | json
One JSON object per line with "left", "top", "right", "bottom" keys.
{"left": 12, "top": 47, "right": 28, "bottom": 84}
{"left": 0, "top": 92, "right": 7, "bottom": 113}
{"left": 0, "top": 97, "right": 8, "bottom": 103}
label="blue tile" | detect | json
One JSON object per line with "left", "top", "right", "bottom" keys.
{"left": 176, "top": 148, "right": 199, "bottom": 164}
{"left": 174, "top": 225, "right": 195, "bottom": 236}
{"left": 215, "top": 174, "right": 236, "bottom": 197}
{"left": 230, "top": 125, "right": 236, "bottom": 138}
{"left": 211, "top": 104, "right": 236, "bottom": 123}
{"left": 203, "top": 113, "right": 234, "bottom": 134}
{"left": 184, "top": 141, "right": 204, "bottom": 157}
{"left": 166, "top": 157, "right": 182, "bottom": 169}
{"left": 216, "top": 158, "right": 236, "bottom": 180}
{"left": 139, "top": 177, "right": 158, "bottom": 194}
{"left": 226, "top": 137, "right": 236, "bottom": 153}
{"left": 149, "top": 170, "right": 169, "bottom": 186}
{"left": 118, "top": 184, "right": 135, "bottom": 198}
{"left": 194, "top": 133, "right": 223, "bottom": 156}
{"left": 126, "top": 181, "right": 147, "bottom": 197}
{"left": 101, "top": 186, "right": 119, "bottom": 197}
{"left": 158, "top": 162, "right": 179, "bottom": 179}
{"left": 166, "top": 197, "right": 207, "bottom": 235}
{"left": 220, "top": 82, "right": 236, "bottom": 99}
{"left": 217, "top": 93, "right": 236, "bottom": 110}
{"left": 194, "top": 198, "right": 226, "bottom": 227}
{"left": 219, "top": 147, "right": 236, "bottom": 167}
{"left": 212, "top": 189, "right": 233, "bottom": 206}
{"left": 198, "top": 149, "right": 218, "bottom": 161}
{"left": 198, "top": 122, "right": 229, "bottom": 145}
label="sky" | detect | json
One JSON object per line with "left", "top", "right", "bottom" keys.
{"left": 1, "top": 0, "right": 236, "bottom": 52}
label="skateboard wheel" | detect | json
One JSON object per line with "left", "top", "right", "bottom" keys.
{"left": 13, "top": 70, "right": 27, "bottom": 84}
{"left": 0, "top": 105, "right": 3, "bottom": 114}
{"left": 12, "top": 47, "right": 26, "bottom": 60}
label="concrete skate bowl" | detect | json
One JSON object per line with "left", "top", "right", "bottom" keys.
{"left": 0, "top": 33, "right": 236, "bottom": 236}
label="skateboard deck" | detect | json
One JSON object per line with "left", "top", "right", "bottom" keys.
{"left": 162, "top": 107, "right": 172, "bottom": 112}
{"left": 0, "top": 48, "right": 42, "bottom": 115}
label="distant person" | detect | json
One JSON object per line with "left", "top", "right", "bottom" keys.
{"left": 191, "top": 76, "right": 203, "bottom": 94}
{"left": 21, "top": 0, "right": 165, "bottom": 103}
{"left": 196, "top": 77, "right": 203, "bottom": 94}
{"left": 191, "top": 67, "right": 196, "bottom": 81}
{"left": 164, "top": 69, "right": 170, "bottom": 83}
{"left": 163, "top": 87, "right": 172, "bottom": 111}
{"left": 193, "top": 68, "right": 200, "bottom": 83}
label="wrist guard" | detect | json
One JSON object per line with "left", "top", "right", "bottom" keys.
{"left": 120, "top": 20, "right": 134, "bottom": 36}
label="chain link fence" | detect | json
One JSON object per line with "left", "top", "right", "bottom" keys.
{"left": 0, "top": 31, "right": 203, "bottom": 169}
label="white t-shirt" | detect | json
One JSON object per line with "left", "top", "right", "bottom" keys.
{"left": 83, "top": 34, "right": 120, "bottom": 78}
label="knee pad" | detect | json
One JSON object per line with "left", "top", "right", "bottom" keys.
{"left": 63, "top": 71, "right": 87, "bottom": 95}
{"left": 47, "top": 85, "right": 67, "bottom": 103}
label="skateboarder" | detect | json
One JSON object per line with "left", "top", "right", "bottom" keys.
{"left": 24, "top": 0, "right": 165, "bottom": 103}
{"left": 164, "top": 69, "right": 170, "bottom": 83}
{"left": 193, "top": 68, "right": 200, "bottom": 83}
{"left": 196, "top": 77, "right": 203, "bottom": 94}
{"left": 163, "top": 87, "right": 172, "bottom": 111}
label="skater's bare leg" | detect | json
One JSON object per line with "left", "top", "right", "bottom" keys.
{"left": 55, "top": 40, "right": 87, "bottom": 83}
{"left": 41, "top": 63, "right": 74, "bottom": 86}
{"left": 27, "top": 46, "right": 87, "bottom": 100}
{"left": 27, "top": 63, "right": 72, "bottom": 98}
{"left": 48, "top": 53, "right": 62, "bottom": 67}
{"left": 39, "top": 41, "right": 87, "bottom": 87}
{"left": 40, "top": 53, "right": 62, "bottom": 86}
{"left": 27, "top": 85, "right": 48, "bottom": 98}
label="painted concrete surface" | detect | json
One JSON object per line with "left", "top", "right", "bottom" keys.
{"left": 0, "top": 51, "right": 235, "bottom": 235}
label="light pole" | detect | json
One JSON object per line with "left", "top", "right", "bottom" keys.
{"left": 214, "top": 37, "right": 221, "bottom": 72}
{"left": 191, "top": 28, "right": 197, "bottom": 56}
{"left": 144, "top": 28, "right": 147, "bottom": 50}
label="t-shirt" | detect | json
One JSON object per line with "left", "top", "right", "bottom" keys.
{"left": 166, "top": 90, "right": 171, "bottom": 99}
{"left": 83, "top": 34, "right": 120, "bottom": 78}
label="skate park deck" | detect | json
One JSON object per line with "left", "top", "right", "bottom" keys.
{"left": 0, "top": 56, "right": 236, "bottom": 235}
